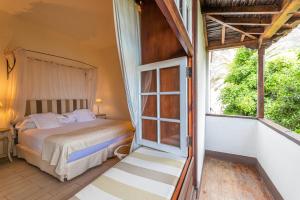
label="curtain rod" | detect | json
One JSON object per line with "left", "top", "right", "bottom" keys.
{"left": 23, "top": 49, "right": 97, "bottom": 69}
{"left": 27, "top": 57, "right": 92, "bottom": 72}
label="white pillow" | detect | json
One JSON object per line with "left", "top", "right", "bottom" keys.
{"left": 73, "top": 109, "right": 95, "bottom": 122}
{"left": 30, "top": 113, "right": 61, "bottom": 129}
{"left": 59, "top": 112, "right": 77, "bottom": 124}
{"left": 16, "top": 118, "right": 37, "bottom": 131}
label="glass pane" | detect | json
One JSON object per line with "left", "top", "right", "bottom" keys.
{"left": 160, "top": 66, "right": 180, "bottom": 92}
{"left": 160, "top": 121, "right": 180, "bottom": 147}
{"left": 160, "top": 95, "right": 180, "bottom": 119}
{"left": 179, "top": 0, "right": 184, "bottom": 16}
{"left": 142, "top": 119, "right": 157, "bottom": 142}
{"left": 142, "top": 95, "right": 157, "bottom": 117}
{"left": 141, "top": 70, "right": 157, "bottom": 93}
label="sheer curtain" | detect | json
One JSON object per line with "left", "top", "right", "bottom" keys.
{"left": 26, "top": 58, "right": 89, "bottom": 99}
{"left": 86, "top": 68, "right": 97, "bottom": 109}
{"left": 26, "top": 58, "right": 92, "bottom": 99}
{"left": 5, "top": 48, "right": 97, "bottom": 125}
{"left": 5, "top": 49, "right": 28, "bottom": 124}
{"left": 113, "top": 0, "right": 141, "bottom": 127}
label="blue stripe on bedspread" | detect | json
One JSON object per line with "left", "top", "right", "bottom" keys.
{"left": 67, "top": 134, "right": 129, "bottom": 163}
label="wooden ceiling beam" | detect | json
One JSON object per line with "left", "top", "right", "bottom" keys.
{"left": 247, "top": 33, "right": 263, "bottom": 35}
{"left": 287, "top": 16, "right": 300, "bottom": 24}
{"left": 226, "top": 22, "right": 269, "bottom": 26}
{"left": 221, "top": 25, "right": 226, "bottom": 44}
{"left": 206, "top": 15, "right": 257, "bottom": 39}
{"left": 208, "top": 39, "right": 258, "bottom": 50}
{"left": 223, "top": 17, "right": 272, "bottom": 26}
{"left": 240, "top": 34, "right": 246, "bottom": 42}
{"left": 260, "top": 0, "right": 300, "bottom": 41}
{"left": 202, "top": 5, "right": 280, "bottom": 15}
{"left": 238, "top": 27, "right": 265, "bottom": 34}
{"left": 203, "top": 14, "right": 209, "bottom": 48}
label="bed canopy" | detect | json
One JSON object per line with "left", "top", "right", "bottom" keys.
{"left": 4, "top": 48, "right": 97, "bottom": 124}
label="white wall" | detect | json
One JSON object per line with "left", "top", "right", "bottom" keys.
{"left": 196, "top": 3, "right": 207, "bottom": 188}
{"left": 257, "top": 122, "right": 300, "bottom": 200}
{"left": 205, "top": 115, "right": 300, "bottom": 200}
{"left": 205, "top": 116, "right": 257, "bottom": 157}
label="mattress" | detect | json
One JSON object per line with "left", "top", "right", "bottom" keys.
{"left": 67, "top": 133, "right": 131, "bottom": 163}
{"left": 70, "top": 147, "right": 187, "bottom": 200}
{"left": 18, "top": 118, "right": 133, "bottom": 163}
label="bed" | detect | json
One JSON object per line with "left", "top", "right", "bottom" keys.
{"left": 16, "top": 99, "right": 134, "bottom": 182}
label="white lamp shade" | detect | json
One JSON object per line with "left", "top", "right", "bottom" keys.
{"left": 95, "top": 98, "right": 102, "bottom": 104}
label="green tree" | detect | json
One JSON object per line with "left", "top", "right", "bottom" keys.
{"left": 220, "top": 48, "right": 258, "bottom": 116}
{"left": 220, "top": 47, "right": 300, "bottom": 134}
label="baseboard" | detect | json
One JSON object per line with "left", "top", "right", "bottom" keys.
{"left": 205, "top": 150, "right": 283, "bottom": 200}
{"left": 256, "top": 161, "right": 283, "bottom": 200}
{"left": 205, "top": 150, "right": 257, "bottom": 166}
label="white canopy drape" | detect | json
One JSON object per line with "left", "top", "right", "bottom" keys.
{"left": 5, "top": 49, "right": 97, "bottom": 124}
{"left": 5, "top": 49, "right": 28, "bottom": 123}
{"left": 26, "top": 58, "right": 88, "bottom": 100}
{"left": 113, "top": 0, "right": 141, "bottom": 127}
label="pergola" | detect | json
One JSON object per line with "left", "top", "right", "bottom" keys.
{"left": 200, "top": 0, "right": 300, "bottom": 118}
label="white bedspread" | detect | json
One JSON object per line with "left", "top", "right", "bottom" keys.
{"left": 19, "top": 119, "right": 119, "bottom": 154}
{"left": 19, "top": 119, "right": 133, "bottom": 175}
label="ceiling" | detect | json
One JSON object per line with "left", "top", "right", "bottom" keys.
{"left": 0, "top": 0, "right": 116, "bottom": 51}
{"left": 200, "top": 0, "right": 300, "bottom": 50}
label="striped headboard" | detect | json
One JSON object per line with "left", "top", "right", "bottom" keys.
{"left": 25, "top": 99, "right": 88, "bottom": 116}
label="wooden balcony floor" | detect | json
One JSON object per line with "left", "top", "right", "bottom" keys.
{"left": 199, "top": 155, "right": 274, "bottom": 200}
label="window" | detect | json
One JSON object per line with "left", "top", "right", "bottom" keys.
{"left": 175, "top": 0, "right": 192, "bottom": 39}
{"left": 209, "top": 48, "right": 257, "bottom": 117}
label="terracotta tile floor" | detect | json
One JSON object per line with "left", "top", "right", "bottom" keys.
{"left": 199, "top": 156, "right": 274, "bottom": 200}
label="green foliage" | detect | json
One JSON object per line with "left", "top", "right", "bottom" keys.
{"left": 220, "top": 47, "right": 300, "bottom": 134}
{"left": 220, "top": 48, "right": 258, "bottom": 116}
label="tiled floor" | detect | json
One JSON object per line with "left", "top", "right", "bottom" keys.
{"left": 199, "top": 156, "right": 274, "bottom": 200}
{"left": 0, "top": 157, "right": 118, "bottom": 200}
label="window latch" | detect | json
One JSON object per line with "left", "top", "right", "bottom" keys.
{"left": 186, "top": 67, "right": 192, "bottom": 78}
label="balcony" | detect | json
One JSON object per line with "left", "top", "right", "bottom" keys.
{"left": 197, "top": 0, "right": 300, "bottom": 199}
{"left": 199, "top": 114, "right": 300, "bottom": 199}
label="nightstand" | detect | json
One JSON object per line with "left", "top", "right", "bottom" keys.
{"left": 0, "top": 128, "right": 13, "bottom": 162}
{"left": 95, "top": 113, "right": 107, "bottom": 119}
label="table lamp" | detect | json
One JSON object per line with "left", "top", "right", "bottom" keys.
{"left": 95, "top": 98, "right": 102, "bottom": 114}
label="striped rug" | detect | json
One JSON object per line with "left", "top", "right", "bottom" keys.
{"left": 70, "top": 147, "right": 186, "bottom": 200}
